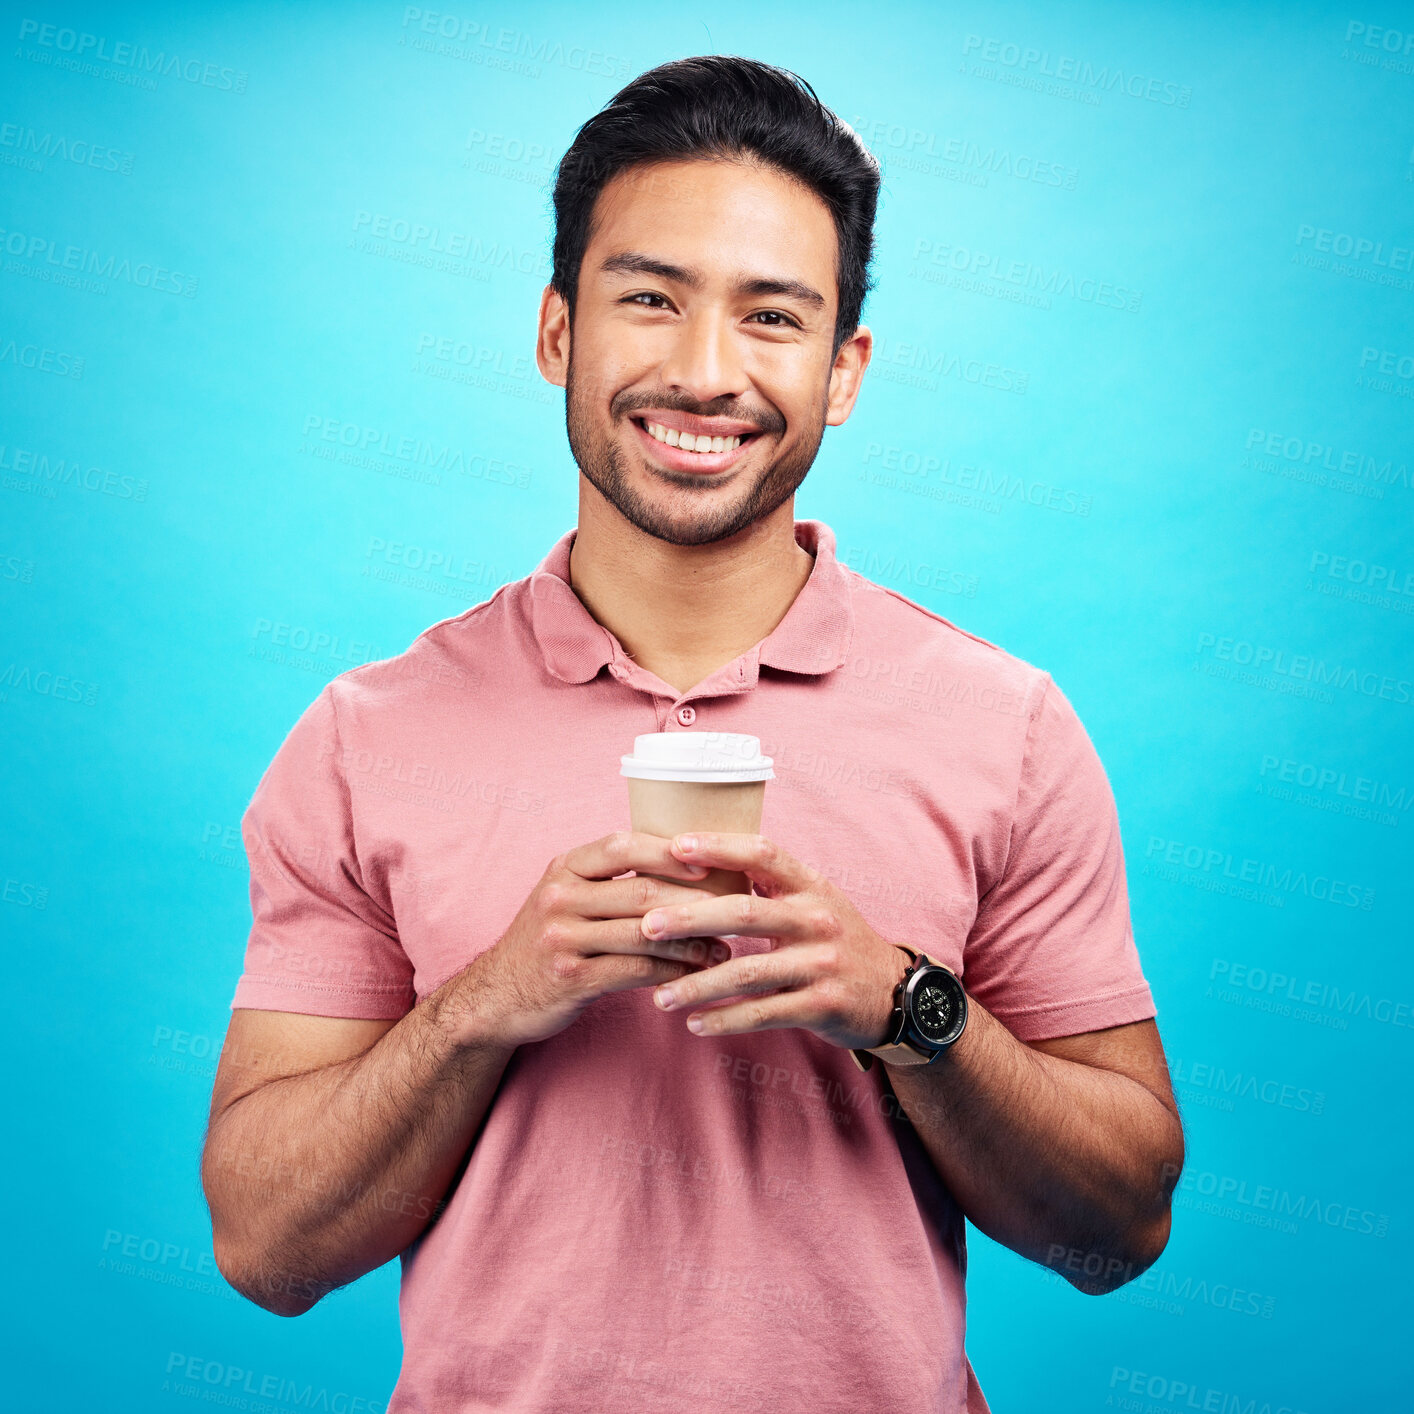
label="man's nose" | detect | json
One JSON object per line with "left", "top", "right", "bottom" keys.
{"left": 658, "top": 310, "right": 749, "bottom": 405}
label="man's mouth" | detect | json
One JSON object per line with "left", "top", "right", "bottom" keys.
{"left": 639, "top": 419, "right": 749, "bottom": 454}
{"left": 627, "top": 412, "right": 764, "bottom": 475}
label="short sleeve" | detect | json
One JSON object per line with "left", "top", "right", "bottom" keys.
{"left": 962, "top": 673, "right": 1155, "bottom": 1041}
{"left": 231, "top": 684, "right": 417, "bottom": 1018}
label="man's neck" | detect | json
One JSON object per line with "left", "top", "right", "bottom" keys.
{"left": 567, "top": 487, "right": 816, "bottom": 697}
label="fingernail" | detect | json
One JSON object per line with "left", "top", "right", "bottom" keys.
{"left": 676, "top": 835, "right": 698, "bottom": 852}
{"left": 655, "top": 986, "right": 675, "bottom": 1009}
{"left": 643, "top": 911, "right": 663, "bottom": 935}
{"left": 711, "top": 944, "right": 730, "bottom": 963}
{"left": 686, "top": 1015, "right": 704, "bottom": 1033}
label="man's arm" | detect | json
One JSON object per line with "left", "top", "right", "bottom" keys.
{"left": 634, "top": 831, "right": 1184, "bottom": 1296}
{"left": 883, "top": 1007, "right": 1184, "bottom": 1294}
{"left": 204, "top": 831, "right": 733, "bottom": 1316}
{"left": 203, "top": 982, "right": 516, "bottom": 1317}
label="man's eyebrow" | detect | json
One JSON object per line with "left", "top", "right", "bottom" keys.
{"left": 598, "top": 251, "right": 826, "bottom": 311}
{"left": 599, "top": 252, "right": 700, "bottom": 287}
{"left": 733, "top": 274, "right": 826, "bottom": 310}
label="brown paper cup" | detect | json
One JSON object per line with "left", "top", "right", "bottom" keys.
{"left": 628, "top": 777, "right": 765, "bottom": 898}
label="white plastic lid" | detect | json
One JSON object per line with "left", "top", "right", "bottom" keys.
{"left": 620, "top": 731, "right": 775, "bottom": 782}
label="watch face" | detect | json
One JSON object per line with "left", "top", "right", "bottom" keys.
{"left": 910, "top": 971, "right": 965, "bottom": 1046}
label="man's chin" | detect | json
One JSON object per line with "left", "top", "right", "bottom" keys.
{"left": 643, "top": 463, "right": 743, "bottom": 493}
{"left": 601, "top": 477, "right": 763, "bottom": 547}
{"left": 626, "top": 502, "right": 757, "bottom": 548}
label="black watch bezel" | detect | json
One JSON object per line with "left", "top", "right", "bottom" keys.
{"left": 899, "top": 961, "right": 968, "bottom": 1059}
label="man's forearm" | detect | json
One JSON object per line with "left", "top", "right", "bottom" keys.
{"left": 884, "top": 997, "right": 1182, "bottom": 1292}
{"left": 203, "top": 973, "right": 515, "bottom": 1315}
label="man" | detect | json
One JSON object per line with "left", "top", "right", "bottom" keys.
{"left": 204, "top": 56, "right": 1184, "bottom": 1413}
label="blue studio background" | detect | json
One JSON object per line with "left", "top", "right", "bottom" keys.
{"left": 4, "top": 2, "right": 1410, "bottom": 1409}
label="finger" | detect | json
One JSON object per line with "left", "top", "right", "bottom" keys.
{"left": 679, "top": 991, "right": 807, "bottom": 1038}
{"left": 570, "top": 872, "right": 728, "bottom": 920}
{"left": 577, "top": 916, "right": 732, "bottom": 968}
{"left": 562, "top": 831, "right": 711, "bottom": 884}
{"left": 579, "top": 952, "right": 722, "bottom": 998}
{"left": 654, "top": 945, "right": 827, "bottom": 1013}
{"left": 667, "top": 833, "right": 815, "bottom": 895}
{"left": 640, "top": 891, "right": 815, "bottom": 943}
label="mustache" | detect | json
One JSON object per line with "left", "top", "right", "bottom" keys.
{"left": 609, "top": 388, "right": 786, "bottom": 437}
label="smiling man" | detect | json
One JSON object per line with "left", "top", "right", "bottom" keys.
{"left": 204, "top": 56, "right": 1184, "bottom": 1414}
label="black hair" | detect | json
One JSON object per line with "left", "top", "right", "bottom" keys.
{"left": 551, "top": 56, "right": 880, "bottom": 354}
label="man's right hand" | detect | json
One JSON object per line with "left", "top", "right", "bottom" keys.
{"left": 453, "top": 831, "right": 731, "bottom": 1049}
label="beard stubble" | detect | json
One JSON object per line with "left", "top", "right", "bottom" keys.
{"left": 563, "top": 356, "right": 828, "bottom": 548}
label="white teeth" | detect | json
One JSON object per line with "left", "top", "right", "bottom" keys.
{"left": 643, "top": 421, "right": 744, "bottom": 454}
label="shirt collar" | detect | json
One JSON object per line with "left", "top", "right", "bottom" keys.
{"left": 526, "top": 519, "right": 855, "bottom": 686}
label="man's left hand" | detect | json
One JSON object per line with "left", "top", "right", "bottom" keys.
{"left": 641, "top": 832, "right": 911, "bottom": 1050}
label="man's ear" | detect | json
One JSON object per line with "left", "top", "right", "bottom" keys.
{"left": 536, "top": 285, "right": 571, "bottom": 388}
{"left": 825, "top": 325, "right": 873, "bottom": 426}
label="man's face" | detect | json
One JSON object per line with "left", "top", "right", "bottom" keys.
{"left": 538, "top": 157, "right": 870, "bottom": 547}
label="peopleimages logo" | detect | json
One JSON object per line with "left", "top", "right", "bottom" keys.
{"left": 1308, "top": 549, "right": 1414, "bottom": 599}
{"left": 869, "top": 335, "right": 1029, "bottom": 395}
{"left": 1145, "top": 835, "right": 1375, "bottom": 910}
{"left": 961, "top": 34, "right": 1192, "bottom": 105}
{"left": 0, "top": 225, "right": 198, "bottom": 296}
{"left": 1170, "top": 1057, "right": 1325, "bottom": 1116}
{"left": 0, "top": 662, "right": 98, "bottom": 705}
{"left": 351, "top": 211, "right": 548, "bottom": 275}
{"left": 399, "top": 8, "right": 630, "bottom": 78}
{"left": 860, "top": 442, "right": 1092, "bottom": 516}
{"left": 839, "top": 544, "right": 978, "bottom": 599}
{"left": 0, "top": 336, "right": 84, "bottom": 378}
{"left": 1358, "top": 345, "right": 1414, "bottom": 382}
{"left": 300, "top": 415, "right": 531, "bottom": 488}
{"left": 0, "top": 121, "right": 135, "bottom": 174}
{"left": 1344, "top": 20, "right": 1414, "bottom": 57}
{"left": 1244, "top": 428, "right": 1410, "bottom": 493}
{"left": 15, "top": 18, "right": 249, "bottom": 92}
{"left": 1260, "top": 753, "right": 1410, "bottom": 814}
{"left": 849, "top": 115, "right": 1079, "bottom": 190}
{"left": 1295, "top": 223, "right": 1413, "bottom": 271}
{"left": 1209, "top": 959, "right": 1413, "bottom": 1031}
{"left": 162, "top": 1353, "right": 384, "bottom": 1411}
{"left": 1194, "top": 631, "right": 1412, "bottom": 707}
{"left": 0, "top": 442, "right": 149, "bottom": 501}
{"left": 911, "top": 237, "right": 1142, "bottom": 311}
{"left": 1176, "top": 1167, "right": 1389, "bottom": 1238}
{"left": 1108, "top": 1366, "right": 1308, "bottom": 1414}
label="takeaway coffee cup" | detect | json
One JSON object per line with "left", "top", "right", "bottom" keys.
{"left": 621, "top": 732, "right": 774, "bottom": 898}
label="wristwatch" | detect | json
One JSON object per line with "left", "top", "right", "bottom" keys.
{"left": 851, "top": 946, "right": 968, "bottom": 1072}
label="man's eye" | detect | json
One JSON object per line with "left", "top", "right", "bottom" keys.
{"left": 748, "top": 311, "right": 798, "bottom": 328}
{"left": 624, "top": 292, "right": 670, "bottom": 308}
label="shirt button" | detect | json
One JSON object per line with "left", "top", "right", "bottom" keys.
{"left": 676, "top": 705, "right": 697, "bottom": 726}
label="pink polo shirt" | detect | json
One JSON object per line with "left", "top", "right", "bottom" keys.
{"left": 232, "top": 518, "right": 1155, "bottom": 1413}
